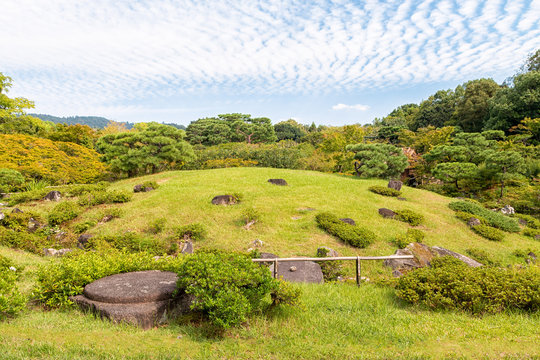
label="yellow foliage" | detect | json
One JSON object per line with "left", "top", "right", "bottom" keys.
{"left": 0, "top": 134, "right": 107, "bottom": 184}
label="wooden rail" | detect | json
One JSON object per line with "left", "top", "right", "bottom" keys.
{"left": 253, "top": 255, "right": 414, "bottom": 286}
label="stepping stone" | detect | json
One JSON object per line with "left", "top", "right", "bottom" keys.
{"left": 268, "top": 179, "right": 288, "bottom": 186}
{"left": 211, "top": 195, "right": 237, "bottom": 205}
{"left": 71, "top": 270, "right": 191, "bottom": 330}
{"left": 339, "top": 218, "right": 356, "bottom": 225}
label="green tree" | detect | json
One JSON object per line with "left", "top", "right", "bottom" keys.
{"left": 485, "top": 150, "right": 526, "bottom": 198}
{"left": 274, "top": 119, "right": 307, "bottom": 142}
{"left": 96, "top": 123, "right": 194, "bottom": 177}
{"left": 485, "top": 71, "right": 540, "bottom": 132}
{"left": 186, "top": 118, "right": 232, "bottom": 146}
{"left": 410, "top": 89, "right": 460, "bottom": 131}
{"left": 223, "top": 113, "right": 277, "bottom": 144}
{"left": 320, "top": 125, "right": 365, "bottom": 172}
{"left": 432, "top": 162, "right": 478, "bottom": 190}
{"left": 347, "top": 143, "right": 408, "bottom": 179}
{"left": 47, "top": 123, "right": 97, "bottom": 148}
{"left": 522, "top": 49, "right": 540, "bottom": 73}
{"left": 399, "top": 126, "right": 455, "bottom": 154}
{"left": 452, "top": 78, "right": 500, "bottom": 132}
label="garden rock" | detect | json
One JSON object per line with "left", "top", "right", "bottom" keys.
{"left": 339, "top": 218, "right": 356, "bottom": 226}
{"left": 269, "top": 260, "right": 324, "bottom": 284}
{"left": 43, "top": 248, "right": 72, "bottom": 257}
{"left": 378, "top": 208, "right": 396, "bottom": 219}
{"left": 211, "top": 195, "right": 237, "bottom": 205}
{"left": 12, "top": 208, "right": 23, "bottom": 213}
{"left": 388, "top": 180, "right": 402, "bottom": 191}
{"left": 397, "top": 197, "right": 407, "bottom": 201}
{"left": 27, "top": 218, "right": 41, "bottom": 232}
{"left": 431, "top": 246, "right": 483, "bottom": 267}
{"left": 71, "top": 270, "right": 192, "bottom": 330}
{"left": 467, "top": 218, "right": 482, "bottom": 227}
{"left": 181, "top": 241, "right": 193, "bottom": 254}
{"left": 99, "top": 215, "right": 114, "bottom": 224}
{"left": 268, "top": 179, "right": 288, "bottom": 186}
{"left": 500, "top": 205, "right": 515, "bottom": 215}
{"left": 43, "top": 191, "right": 62, "bottom": 201}
{"left": 0, "top": 212, "right": 4, "bottom": 221}
{"left": 77, "top": 234, "right": 94, "bottom": 249}
{"left": 317, "top": 246, "right": 339, "bottom": 258}
{"left": 134, "top": 184, "right": 154, "bottom": 193}
{"left": 250, "top": 239, "right": 264, "bottom": 248}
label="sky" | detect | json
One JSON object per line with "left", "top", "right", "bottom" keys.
{"left": 2, "top": 0, "right": 539, "bottom": 126}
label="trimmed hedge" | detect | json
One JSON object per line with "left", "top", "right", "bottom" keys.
{"left": 368, "top": 185, "right": 401, "bottom": 197}
{"left": 175, "top": 223, "right": 207, "bottom": 242}
{"left": 77, "top": 189, "right": 132, "bottom": 207}
{"left": 471, "top": 224, "right": 505, "bottom": 241}
{"left": 48, "top": 201, "right": 81, "bottom": 226}
{"left": 316, "top": 212, "right": 374, "bottom": 248}
{"left": 514, "top": 214, "right": 540, "bottom": 229}
{"left": 455, "top": 211, "right": 488, "bottom": 225}
{"left": 448, "top": 201, "right": 520, "bottom": 232}
{"left": 395, "top": 209, "right": 424, "bottom": 226}
{"left": 396, "top": 257, "right": 540, "bottom": 314}
{"left": 465, "top": 248, "right": 500, "bottom": 266}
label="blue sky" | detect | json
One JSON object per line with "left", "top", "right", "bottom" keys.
{"left": 2, "top": 0, "right": 539, "bottom": 126}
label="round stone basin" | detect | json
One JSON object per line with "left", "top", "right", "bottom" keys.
{"left": 83, "top": 270, "right": 178, "bottom": 304}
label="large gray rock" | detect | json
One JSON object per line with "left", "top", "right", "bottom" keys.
{"left": 268, "top": 179, "right": 288, "bottom": 186}
{"left": 378, "top": 208, "right": 396, "bottom": 219}
{"left": 77, "top": 234, "right": 94, "bottom": 249}
{"left": 211, "top": 195, "right": 237, "bottom": 205}
{"left": 180, "top": 241, "right": 193, "bottom": 254}
{"left": 500, "top": 205, "right": 515, "bottom": 215}
{"left": 388, "top": 180, "right": 403, "bottom": 191}
{"left": 467, "top": 218, "right": 481, "bottom": 227}
{"left": 71, "top": 270, "right": 192, "bottom": 330}
{"left": 43, "top": 191, "right": 62, "bottom": 201}
{"left": 270, "top": 260, "right": 324, "bottom": 284}
{"left": 384, "top": 243, "right": 483, "bottom": 276}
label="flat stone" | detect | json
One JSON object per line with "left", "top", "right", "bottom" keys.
{"left": 83, "top": 271, "right": 178, "bottom": 304}
{"left": 270, "top": 260, "right": 324, "bottom": 284}
{"left": 431, "top": 246, "right": 483, "bottom": 267}
{"left": 27, "top": 218, "right": 41, "bottom": 232}
{"left": 268, "top": 179, "right": 288, "bottom": 186}
{"left": 211, "top": 195, "right": 237, "bottom": 205}
{"left": 133, "top": 184, "right": 143, "bottom": 193}
{"left": 339, "top": 218, "right": 356, "bottom": 226}
{"left": 378, "top": 208, "right": 396, "bottom": 218}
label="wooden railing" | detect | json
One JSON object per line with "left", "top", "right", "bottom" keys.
{"left": 253, "top": 255, "right": 414, "bottom": 285}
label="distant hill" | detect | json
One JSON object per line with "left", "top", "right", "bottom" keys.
{"left": 30, "top": 114, "right": 186, "bottom": 130}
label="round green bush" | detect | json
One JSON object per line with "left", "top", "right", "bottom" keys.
{"left": 395, "top": 209, "right": 424, "bottom": 226}
{"left": 48, "top": 201, "right": 81, "bottom": 226}
{"left": 471, "top": 224, "right": 505, "bottom": 241}
{"left": 0, "top": 168, "right": 25, "bottom": 193}
{"left": 0, "top": 265, "right": 26, "bottom": 320}
{"left": 396, "top": 257, "right": 540, "bottom": 314}
{"left": 315, "top": 212, "right": 374, "bottom": 248}
{"left": 175, "top": 223, "right": 207, "bottom": 242}
{"left": 368, "top": 185, "right": 401, "bottom": 197}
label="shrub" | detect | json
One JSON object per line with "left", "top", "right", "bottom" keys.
{"left": 0, "top": 227, "right": 54, "bottom": 254}
{"left": 316, "top": 247, "right": 344, "bottom": 281}
{"left": 0, "top": 254, "right": 15, "bottom": 270}
{"left": 62, "top": 182, "right": 109, "bottom": 196}
{"left": 24, "top": 179, "right": 50, "bottom": 192}
{"left": 523, "top": 228, "right": 540, "bottom": 239}
{"left": 34, "top": 249, "right": 184, "bottom": 308}
{"left": 0, "top": 211, "right": 41, "bottom": 232}
{"left": 48, "top": 201, "right": 81, "bottom": 226}
{"left": 241, "top": 207, "right": 260, "bottom": 224}
{"left": 77, "top": 189, "right": 132, "bottom": 207}
{"left": 393, "top": 229, "right": 425, "bottom": 249}
{"left": 176, "top": 250, "right": 298, "bottom": 329}
{"left": 73, "top": 221, "right": 97, "bottom": 234}
{"left": 368, "top": 185, "right": 401, "bottom": 197}
{"left": 406, "top": 229, "right": 425, "bottom": 242}
{"left": 465, "top": 248, "right": 500, "bottom": 266}
{"left": 86, "top": 233, "right": 169, "bottom": 255}
{"left": 7, "top": 188, "right": 50, "bottom": 206}
{"left": 448, "top": 201, "right": 520, "bottom": 232}
{"left": 392, "top": 234, "right": 410, "bottom": 249}
{"left": 395, "top": 209, "right": 424, "bottom": 226}
{"left": 141, "top": 181, "right": 159, "bottom": 190}
{"left": 0, "top": 168, "right": 25, "bottom": 193}
{"left": 203, "top": 158, "right": 259, "bottom": 169}
{"left": 0, "top": 267, "right": 26, "bottom": 320}
{"left": 270, "top": 279, "right": 301, "bottom": 307}
{"left": 455, "top": 211, "right": 488, "bottom": 225}
{"left": 396, "top": 257, "right": 540, "bottom": 314}
{"left": 471, "top": 224, "right": 505, "bottom": 241}
{"left": 175, "top": 223, "right": 207, "bottom": 242}
{"left": 510, "top": 200, "right": 539, "bottom": 215}
{"left": 146, "top": 218, "right": 166, "bottom": 234}
{"left": 514, "top": 214, "right": 540, "bottom": 229}
{"left": 315, "top": 212, "right": 375, "bottom": 248}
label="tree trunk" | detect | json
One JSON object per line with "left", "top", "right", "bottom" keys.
{"left": 500, "top": 167, "right": 506, "bottom": 199}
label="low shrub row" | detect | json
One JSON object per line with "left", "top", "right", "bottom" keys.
{"left": 514, "top": 214, "right": 540, "bottom": 229}
{"left": 368, "top": 185, "right": 401, "bottom": 197}
{"left": 315, "top": 212, "right": 374, "bottom": 248}
{"left": 448, "top": 201, "right": 520, "bottom": 232}
{"left": 77, "top": 190, "right": 132, "bottom": 207}
{"left": 471, "top": 224, "right": 505, "bottom": 241}
{"left": 85, "top": 232, "right": 170, "bottom": 255}
{"left": 396, "top": 256, "right": 540, "bottom": 314}
{"left": 0, "top": 227, "right": 56, "bottom": 254}
{"left": 48, "top": 201, "right": 81, "bottom": 226}
{"left": 394, "top": 209, "right": 424, "bottom": 226}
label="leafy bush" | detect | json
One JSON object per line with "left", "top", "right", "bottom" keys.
{"left": 316, "top": 212, "right": 375, "bottom": 248}
{"left": 77, "top": 189, "right": 132, "bottom": 207}
{"left": 392, "top": 234, "right": 409, "bottom": 249}
{"left": 393, "top": 229, "right": 425, "bottom": 249}
{"left": 514, "top": 214, "right": 540, "bottom": 229}
{"left": 146, "top": 218, "right": 166, "bottom": 234}
{"left": 0, "top": 168, "right": 25, "bottom": 193}
{"left": 48, "top": 202, "right": 81, "bottom": 226}
{"left": 0, "top": 211, "right": 40, "bottom": 232}
{"left": 368, "top": 185, "right": 401, "bottom": 197}
{"left": 510, "top": 200, "right": 539, "bottom": 215}
{"left": 241, "top": 207, "right": 260, "bottom": 224}
{"left": 0, "top": 254, "right": 15, "bottom": 270}
{"left": 316, "top": 247, "right": 344, "bottom": 281}
{"left": 175, "top": 223, "right": 207, "bottom": 242}
{"left": 448, "top": 201, "right": 520, "bottom": 232}
{"left": 523, "top": 228, "right": 540, "bottom": 239}
{"left": 454, "top": 211, "right": 488, "bottom": 225}
{"left": 34, "top": 249, "right": 184, "bottom": 308}
{"left": 73, "top": 220, "right": 97, "bottom": 234}
{"left": 395, "top": 209, "right": 424, "bottom": 226}
{"left": 0, "top": 227, "right": 54, "bottom": 254}
{"left": 0, "top": 266, "right": 26, "bottom": 320}
{"left": 176, "top": 250, "right": 299, "bottom": 329}
{"left": 465, "top": 248, "right": 500, "bottom": 266}
{"left": 62, "top": 182, "right": 109, "bottom": 196}
{"left": 7, "top": 188, "right": 50, "bottom": 206}
{"left": 396, "top": 257, "right": 540, "bottom": 314}
{"left": 203, "top": 158, "right": 259, "bottom": 169}
{"left": 86, "top": 233, "right": 169, "bottom": 255}
{"left": 406, "top": 229, "right": 425, "bottom": 242}
{"left": 141, "top": 181, "right": 159, "bottom": 190}
{"left": 471, "top": 224, "right": 505, "bottom": 241}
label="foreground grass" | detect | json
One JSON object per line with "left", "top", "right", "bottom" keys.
{"left": 0, "top": 283, "right": 538, "bottom": 359}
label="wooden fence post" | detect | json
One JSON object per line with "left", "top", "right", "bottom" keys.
{"left": 356, "top": 257, "right": 361, "bottom": 286}
{"left": 273, "top": 259, "right": 278, "bottom": 279}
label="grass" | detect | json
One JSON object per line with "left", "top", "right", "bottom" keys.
{"left": 0, "top": 283, "right": 538, "bottom": 359}
{"left": 2, "top": 167, "right": 540, "bottom": 358}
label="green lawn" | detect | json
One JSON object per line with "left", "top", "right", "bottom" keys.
{"left": 2, "top": 167, "right": 539, "bottom": 359}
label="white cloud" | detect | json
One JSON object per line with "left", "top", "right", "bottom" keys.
{"left": 0, "top": 0, "right": 538, "bottom": 117}
{"left": 332, "top": 103, "right": 370, "bottom": 111}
